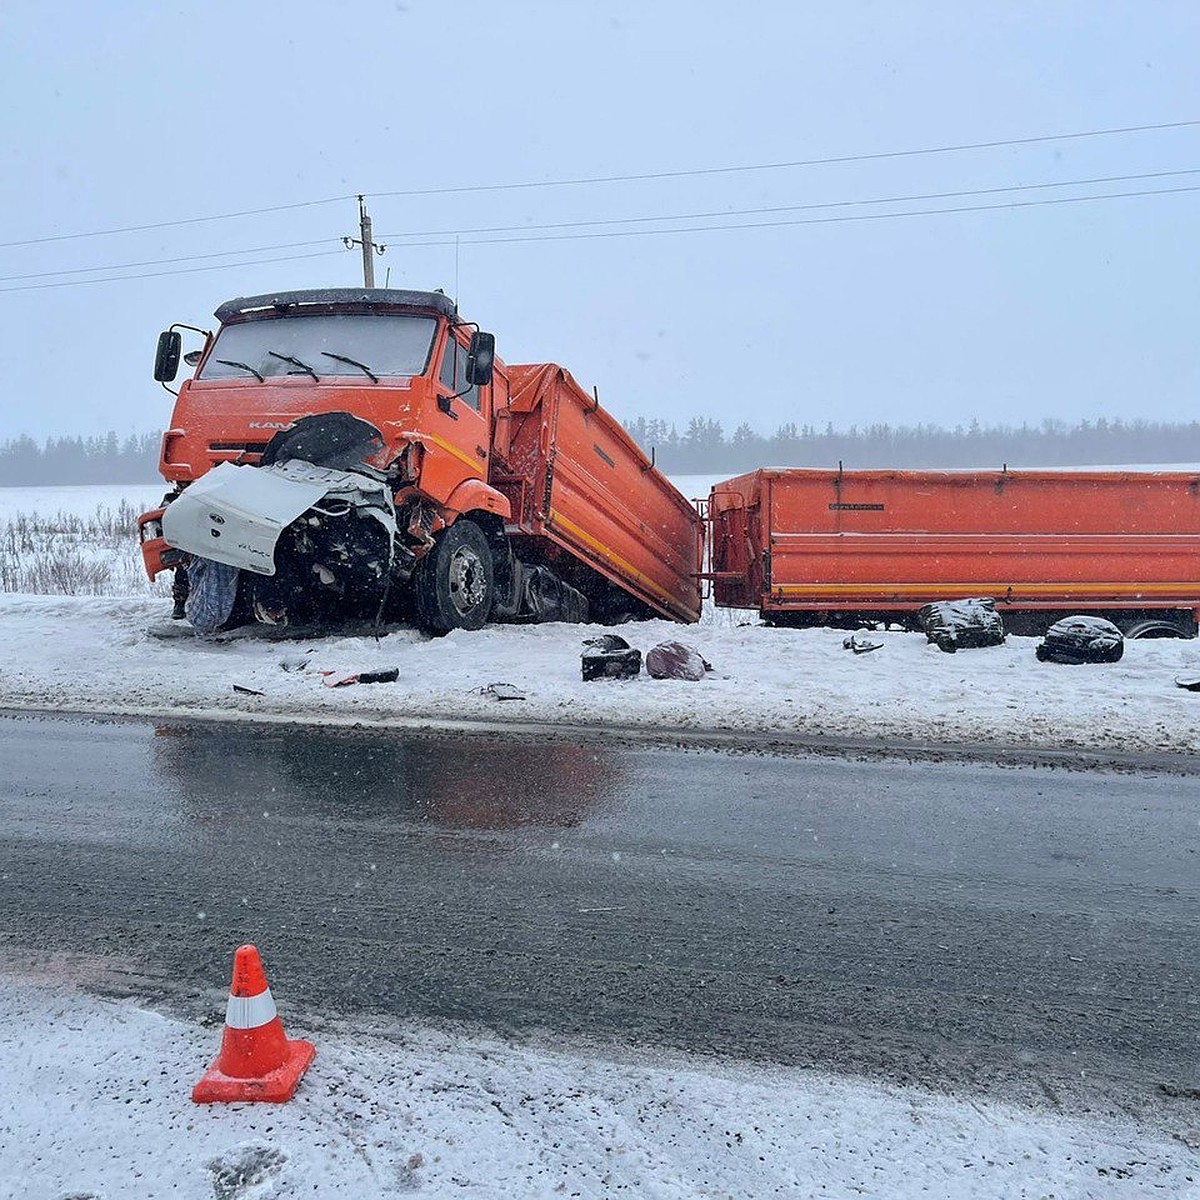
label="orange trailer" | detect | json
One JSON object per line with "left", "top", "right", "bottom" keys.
{"left": 709, "top": 467, "right": 1200, "bottom": 637}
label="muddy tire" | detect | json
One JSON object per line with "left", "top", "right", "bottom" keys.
{"left": 413, "top": 518, "right": 494, "bottom": 633}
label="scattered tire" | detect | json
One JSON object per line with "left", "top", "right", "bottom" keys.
{"left": 413, "top": 518, "right": 494, "bottom": 633}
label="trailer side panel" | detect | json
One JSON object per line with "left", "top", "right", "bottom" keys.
{"left": 712, "top": 468, "right": 1200, "bottom": 621}
{"left": 504, "top": 364, "right": 702, "bottom": 622}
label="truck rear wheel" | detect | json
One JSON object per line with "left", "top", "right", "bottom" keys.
{"left": 413, "top": 518, "right": 494, "bottom": 633}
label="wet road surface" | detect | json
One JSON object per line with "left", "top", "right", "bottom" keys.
{"left": 1, "top": 710, "right": 1197, "bottom": 1120}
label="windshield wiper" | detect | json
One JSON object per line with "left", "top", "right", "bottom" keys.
{"left": 215, "top": 359, "right": 265, "bottom": 382}
{"left": 320, "top": 351, "right": 379, "bottom": 384}
{"left": 267, "top": 350, "right": 319, "bottom": 381}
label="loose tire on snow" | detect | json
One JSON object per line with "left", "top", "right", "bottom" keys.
{"left": 413, "top": 519, "right": 494, "bottom": 633}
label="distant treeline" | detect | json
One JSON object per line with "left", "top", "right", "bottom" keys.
{"left": 3, "top": 417, "right": 1200, "bottom": 486}
{"left": 0, "top": 433, "right": 162, "bottom": 486}
{"left": 625, "top": 416, "right": 1200, "bottom": 473}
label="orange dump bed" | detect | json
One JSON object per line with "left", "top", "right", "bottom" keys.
{"left": 495, "top": 363, "right": 701, "bottom": 623}
{"left": 710, "top": 467, "right": 1200, "bottom": 621}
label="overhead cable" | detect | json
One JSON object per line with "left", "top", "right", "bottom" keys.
{"left": 0, "top": 197, "right": 353, "bottom": 251}
{"left": 0, "top": 239, "right": 340, "bottom": 285}
{"left": 1, "top": 181, "right": 1195, "bottom": 294}
{"left": 382, "top": 183, "right": 1200, "bottom": 249}
{"left": 368, "top": 119, "right": 1200, "bottom": 200}
{"left": 6, "top": 166, "right": 1194, "bottom": 287}
{"left": 1, "top": 117, "right": 1196, "bottom": 250}
{"left": 379, "top": 166, "right": 1200, "bottom": 241}
{"left": 0, "top": 248, "right": 347, "bottom": 294}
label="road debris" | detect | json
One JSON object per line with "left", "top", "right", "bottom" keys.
{"left": 481, "top": 682, "right": 526, "bottom": 701}
{"left": 645, "top": 640, "right": 712, "bottom": 680}
{"left": 185, "top": 555, "right": 240, "bottom": 638}
{"left": 581, "top": 634, "right": 642, "bottom": 681}
{"left": 919, "top": 598, "right": 1005, "bottom": 653}
{"left": 232, "top": 683, "right": 265, "bottom": 696}
{"left": 320, "top": 667, "right": 400, "bottom": 688}
{"left": 843, "top": 635, "right": 884, "bottom": 654}
{"left": 1036, "top": 616, "right": 1125, "bottom": 664}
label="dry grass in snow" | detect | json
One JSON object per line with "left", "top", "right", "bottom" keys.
{"left": 0, "top": 499, "right": 167, "bottom": 597}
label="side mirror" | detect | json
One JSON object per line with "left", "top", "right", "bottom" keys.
{"left": 182, "top": 349, "right": 203, "bottom": 368}
{"left": 465, "top": 331, "right": 495, "bottom": 387}
{"left": 153, "top": 330, "right": 182, "bottom": 382}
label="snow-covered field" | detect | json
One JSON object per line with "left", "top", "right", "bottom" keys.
{"left": 2, "top": 480, "right": 1200, "bottom": 753}
{"left": 0, "top": 483, "right": 168, "bottom": 598}
{"left": 0, "top": 482, "right": 165, "bottom": 520}
{"left": 2, "top": 974, "right": 1194, "bottom": 1200}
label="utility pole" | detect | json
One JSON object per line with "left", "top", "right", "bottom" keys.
{"left": 343, "top": 195, "right": 386, "bottom": 287}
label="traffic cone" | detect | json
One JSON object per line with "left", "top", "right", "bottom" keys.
{"left": 192, "top": 944, "right": 315, "bottom": 1103}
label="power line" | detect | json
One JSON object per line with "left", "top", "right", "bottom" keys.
{"left": 384, "top": 182, "right": 1200, "bottom": 249}
{"left": 0, "top": 196, "right": 353, "bottom": 251}
{"left": 368, "top": 118, "right": 1200, "bottom": 200}
{"left": 0, "top": 248, "right": 348, "bottom": 295}
{"left": 380, "top": 167, "right": 1200, "bottom": 241}
{"left": 0, "top": 180, "right": 1194, "bottom": 296}
{"left": 3, "top": 166, "right": 1186, "bottom": 287}
{"left": 1, "top": 118, "right": 1196, "bottom": 252}
{"left": 0, "top": 239, "right": 340, "bottom": 285}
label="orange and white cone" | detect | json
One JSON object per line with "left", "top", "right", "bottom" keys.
{"left": 192, "top": 944, "right": 315, "bottom": 1103}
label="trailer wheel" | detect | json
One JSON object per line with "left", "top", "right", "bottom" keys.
{"left": 414, "top": 518, "right": 494, "bottom": 633}
{"left": 1120, "top": 617, "right": 1195, "bottom": 640}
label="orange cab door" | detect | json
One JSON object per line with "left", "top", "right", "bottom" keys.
{"left": 432, "top": 331, "right": 491, "bottom": 487}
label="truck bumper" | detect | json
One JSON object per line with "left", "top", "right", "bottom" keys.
{"left": 137, "top": 507, "right": 184, "bottom": 580}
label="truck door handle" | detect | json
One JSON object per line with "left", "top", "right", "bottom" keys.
{"left": 436, "top": 395, "right": 459, "bottom": 420}
{"left": 475, "top": 445, "right": 488, "bottom": 460}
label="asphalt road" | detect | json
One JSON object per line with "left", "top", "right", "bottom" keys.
{"left": 1, "top": 710, "right": 1197, "bottom": 1123}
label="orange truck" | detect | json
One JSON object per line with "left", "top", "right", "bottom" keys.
{"left": 139, "top": 288, "right": 700, "bottom": 633}
{"left": 709, "top": 467, "right": 1200, "bottom": 637}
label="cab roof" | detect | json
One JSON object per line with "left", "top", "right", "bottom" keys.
{"left": 214, "top": 288, "right": 459, "bottom": 323}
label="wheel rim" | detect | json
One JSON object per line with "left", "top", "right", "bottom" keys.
{"left": 448, "top": 544, "right": 487, "bottom": 616}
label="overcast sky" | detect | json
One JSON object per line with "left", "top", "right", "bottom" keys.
{"left": 0, "top": 1, "right": 1197, "bottom": 442}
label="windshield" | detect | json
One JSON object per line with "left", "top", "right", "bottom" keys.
{"left": 197, "top": 312, "right": 437, "bottom": 381}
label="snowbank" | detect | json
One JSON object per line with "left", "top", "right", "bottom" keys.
{"left": 2, "top": 593, "right": 1200, "bottom": 754}
{"left": 0, "top": 975, "right": 1193, "bottom": 1199}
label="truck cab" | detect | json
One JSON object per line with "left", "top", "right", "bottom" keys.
{"left": 149, "top": 287, "right": 506, "bottom": 516}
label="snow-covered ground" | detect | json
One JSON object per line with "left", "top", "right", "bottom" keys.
{"left": 1, "top": 974, "right": 1194, "bottom": 1199}
{"left": 2, "top": 480, "right": 1200, "bottom": 753}
{"left": 2, "top": 593, "right": 1199, "bottom": 753}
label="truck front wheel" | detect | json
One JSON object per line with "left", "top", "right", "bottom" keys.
{"left": 413, "top": 518, "right": 494, "bottom": 633}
